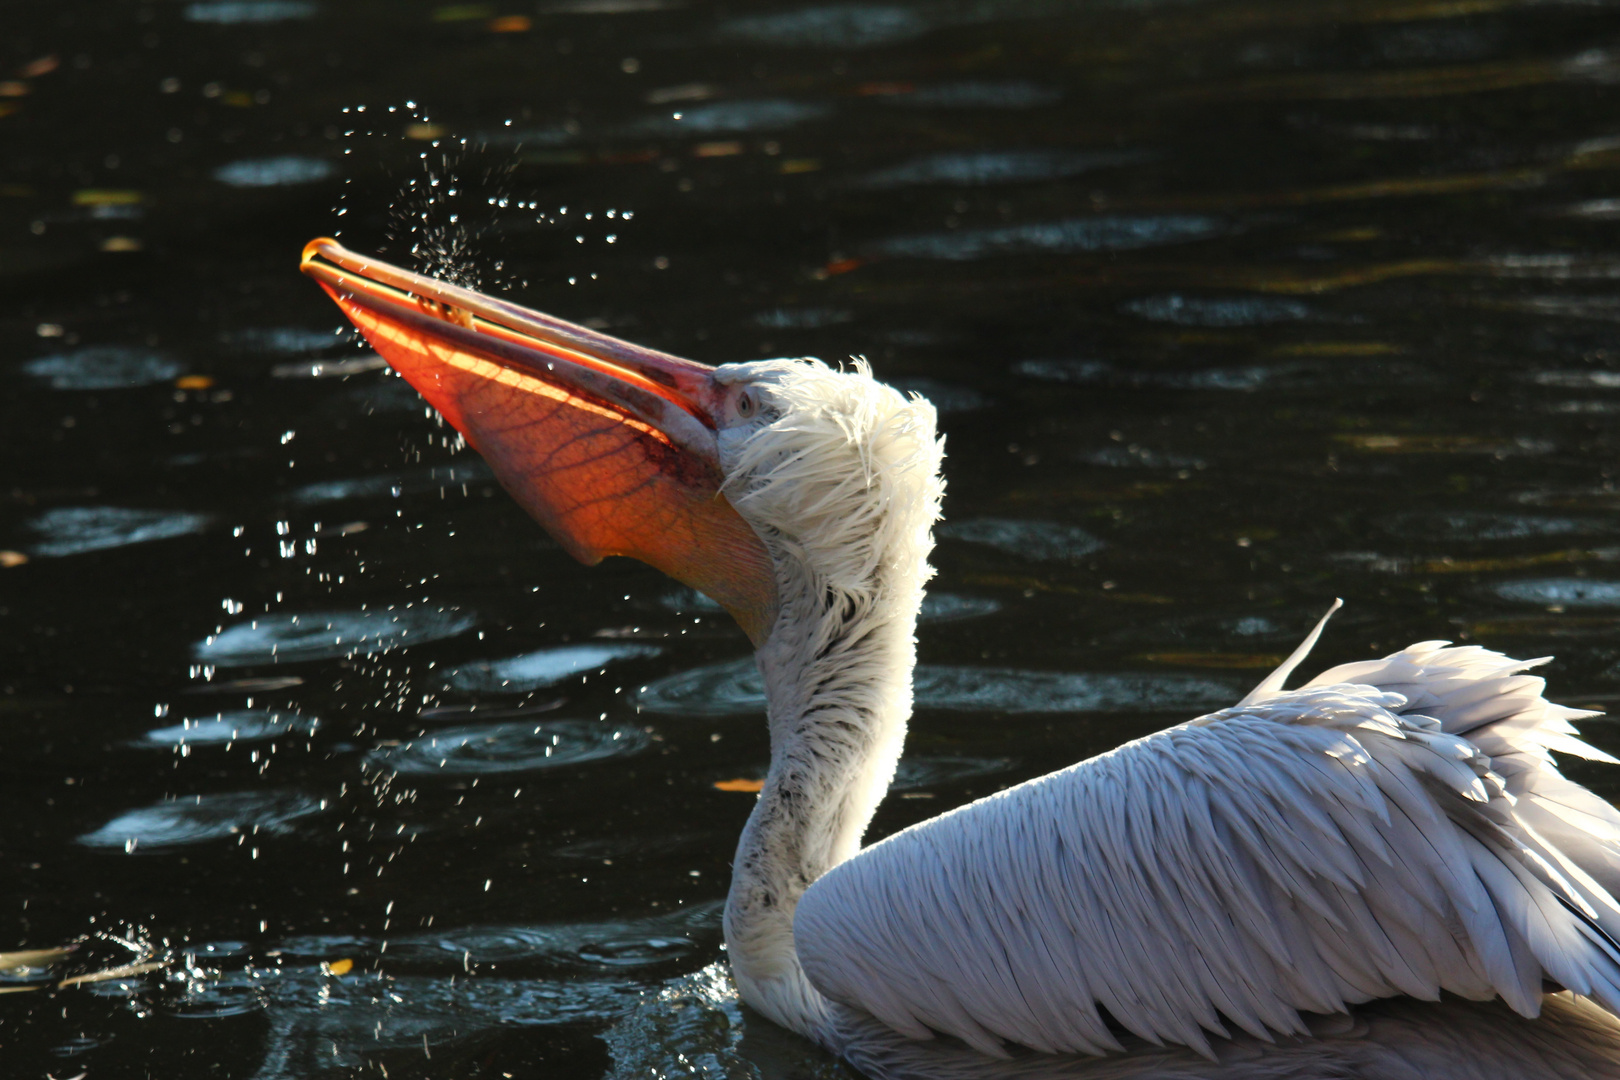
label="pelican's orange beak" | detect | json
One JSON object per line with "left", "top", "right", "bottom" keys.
{"left": 300, "top": 238, "right": 779, "bottom": 646}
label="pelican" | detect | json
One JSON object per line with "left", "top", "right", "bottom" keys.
{"left": 302, "top": 237, "right": 1620, "bottom": 1079}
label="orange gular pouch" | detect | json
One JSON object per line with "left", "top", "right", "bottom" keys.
{"left": 301, "top": 241, "right": 779, "bottom": 646}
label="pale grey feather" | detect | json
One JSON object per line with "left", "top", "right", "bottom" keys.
{"left": 796, "top": 632, "right": 1620, "bottom": 1063}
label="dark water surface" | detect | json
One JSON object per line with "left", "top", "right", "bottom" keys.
{"left": 5, "top": 0, "right": 1620, "bottom": 1075}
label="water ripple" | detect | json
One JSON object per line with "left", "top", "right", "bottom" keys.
{"left": 888, "top": 376, "right": 988, "bottom": 414}
{"left": 287, "top": 461, "right": 493, "bottom": 505}
{"left": 919, "top": 592, "right": 1002, "bottom": 622}
{"left": 870, "top": 215, "right": 1226, "bottom": 260}
{"left": 1493, "top": 578, "right": 1620, "bottom": 607}
{"left": 892, "top": 756, "right": 1013, "bottom": 791}
{"left": 443, "top": 643, "right": 661, "bottom": 692}
{"left": 141, "top": 710, "right": 319, "bottom": 747}
{"left": 79, "top": 790, "right": 326, "bottom": 851}
{"left": 1080, "top": 444, "right": 1206, "bottom": 470}
{"left": 718, "top": 5, "right": 927, "bottom": 47}
{"left": 752, "top": 307, "right": 852, "bottom": 328}
{"left": 213, "top": 156, "right": 334, "bottom": 187}
{"left": 23, "top": 346, "right": 183, "bottom": 389}
{"left": 856, "top": 149, "right": 1146, "bottom": 189}
{"left": 635, "top": 659, "right": 1235, "bottom": 716}
{"left": 365, "top": 720, "right": 650, "bottom": 776}
{"left": 1380, "top": 511, "right": 1597, "bottom": 541}
{"left": 1015, "top": 358, "right": 1281, "bottom": 392}
{"left": 1122, "top": 294, "right": 1312, "bottom": 326}
{"left": 184, "top": 1, "right": 316, "bottom": 22}
{"left": 938, "top": 517, "right": 1104, "bottom": 560}
{"left": 223, "top": 327, "right": 355, "bottom": 354}
{"left": 29, "top": 507, "right": 213, "bottom": 556}
{"left": 889, "top": 81, "right": 1061, "bottom": 108}
{"left": 386, "top": 902, "right": 720, "bottom": 969}
{"left": 630, "top": 100, "right": 828, "bottom": 135}
{"left": 194, "top": 608, "right": 476, "bottom": 667}
{"left": 165, "top": 967, "right": 269, "bottom": 1019}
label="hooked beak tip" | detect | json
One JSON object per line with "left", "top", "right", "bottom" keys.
{"left": 300, "top": 237, "right": 339, "bottom": 271}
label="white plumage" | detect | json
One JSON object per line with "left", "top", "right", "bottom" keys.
{"left": 693, "top": 357, "right": 1620, "bottom": 1078}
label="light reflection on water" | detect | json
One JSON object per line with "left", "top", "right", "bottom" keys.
{"left": 27, "top": 506, "right": 214, "bottom": 556}
{"left": 79, "top": 791, "right": 327, "bottom": 851}
{"left": 140, "top": 710, "right": 319, "bottom": 746}
{"left": 23, "top": 347, "right": 183, "bottom": 390}
{"left": 938, "top": 517, "right": 1105, "bottom": 561}
{"left": 868, "top": 214, "right": 1228, "bottom": 260}
{"left": 365, "top": 720, "right": 651, "bottom": 776}
{"left": 442, "top": 643, "right": 662, "bottom": 692}
{"left": 195, "top": 608, "right": 477, "bottom": 666}
{"left": 8, "top": 0, "right": 1620, "bottom": 1074}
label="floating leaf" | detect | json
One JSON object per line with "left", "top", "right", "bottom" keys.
{"left": 713, "top": 778, "right": 765, "bottom": 793}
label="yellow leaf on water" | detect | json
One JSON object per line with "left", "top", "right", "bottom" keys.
{"left": 488, "top": 14, "right": 531, "bottom": 30}
{"left": 325, "top": 958, "right": 353, "bottom": 976}
{"left": 176, "top": 375, "right": 215, "bottom": 390}
{"left": 72, "top": 189, "right": 143, "bottom": 206}
{"left": 100, "top": 237, "right": 143, "bottom": 253}
{"left": 0, "top": 551, "right": 27, "bottom": 568}
{"left": 713, "top": 778, "right": 765, "bottom": 793}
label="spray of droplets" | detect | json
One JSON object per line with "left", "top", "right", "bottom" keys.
{"left": 328, "top": 102, "right": 636, "bottom": 295}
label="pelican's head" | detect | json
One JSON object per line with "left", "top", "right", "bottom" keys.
{"left": 300, "top": 240, "right": 943, "bottom": 649}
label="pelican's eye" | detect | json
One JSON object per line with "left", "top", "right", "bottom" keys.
{"left": 736, "top": 390, "right": 757, "bottom": 419}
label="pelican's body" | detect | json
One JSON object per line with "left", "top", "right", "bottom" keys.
{"left": 303, "top": 239, "right": 1620, "bottom": 1078}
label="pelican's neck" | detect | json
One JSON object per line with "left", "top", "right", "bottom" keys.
{"left": 723, "top": 554, "right": 926, "bottom": 1040}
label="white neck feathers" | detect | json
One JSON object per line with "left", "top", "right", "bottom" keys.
{"left": 711, "top": 360, "right": 944, "bottom": 1038}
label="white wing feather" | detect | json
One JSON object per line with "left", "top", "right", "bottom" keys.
{"left": 794, "top": 628, "right": 1620, "bottom": 1061}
